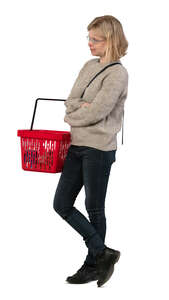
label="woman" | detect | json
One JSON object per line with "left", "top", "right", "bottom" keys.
{"left": 53, "top": 15, "right": 129, "bottom": 287}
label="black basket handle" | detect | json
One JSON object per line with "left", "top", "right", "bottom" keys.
{"left": 30, "top": 98, "right": 66, "bottom": 130}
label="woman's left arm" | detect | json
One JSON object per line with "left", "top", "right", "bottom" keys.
{"left": 64, "top": 68, "right": 128, "bottom": 127}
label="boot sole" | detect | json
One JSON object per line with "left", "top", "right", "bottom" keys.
{"left": 66, "top": 276, "right": 99, "bottom": 284}
{"left": 97, "top": 251, "right": 121, "bottom": 287}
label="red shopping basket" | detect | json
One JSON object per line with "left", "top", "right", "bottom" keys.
{"left": 17, "top": 98, "right": 71, "bottom": 173}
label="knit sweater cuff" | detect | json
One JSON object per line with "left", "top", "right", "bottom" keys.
{"left": 64, "top": 98, "right": 83, "bottom": 114}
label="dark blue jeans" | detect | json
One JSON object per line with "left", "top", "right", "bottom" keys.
{"left": 53, "top": 144, "right": 116, "bottom": 266}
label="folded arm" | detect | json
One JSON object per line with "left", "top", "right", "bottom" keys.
{"left": 64, "top": 97, "right": 84, "bottom": 114}
{"left": 64, "top": 68, "right": 128, "bottom": 127}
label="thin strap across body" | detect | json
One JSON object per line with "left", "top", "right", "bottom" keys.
{"left": 80, "top": 62, "right": 124, "bottom": 145}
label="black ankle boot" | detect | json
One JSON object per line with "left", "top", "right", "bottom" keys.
{"left": 66, "top": 262, "right": 99, "bottom": 284}
{"left": 96, "top": 246, "right": 121, "bottom": 287}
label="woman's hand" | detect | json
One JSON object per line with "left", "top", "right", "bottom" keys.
{"left": 81, "top": 102, "right": 91, "bottom": 108}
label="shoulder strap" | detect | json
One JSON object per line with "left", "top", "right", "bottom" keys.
{"left": 80, "top": 62, "right": 124, "bottom": 146}
{"left": 122, "top": 109, "right": 124, "bottom": 145}
{"left": 80, "top": 62, "right": 122, "bottom": 98}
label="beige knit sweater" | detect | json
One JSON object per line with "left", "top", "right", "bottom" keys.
{"left": 64, "top": 58, "right": 128, "bottom": 151}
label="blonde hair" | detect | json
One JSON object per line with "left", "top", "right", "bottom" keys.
{"left": 87, "top": 15, "right": 128, "bottom": 63}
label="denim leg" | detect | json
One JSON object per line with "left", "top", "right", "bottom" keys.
{"left": 82, "top": 147, "right": 116, "bottom": 266}
{"left": 53, "top": 145, "right": 105, "bottom": 256}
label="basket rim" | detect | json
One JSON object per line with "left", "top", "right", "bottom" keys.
{"left": 17, "top": 129, "right": 70, "bottom": 140}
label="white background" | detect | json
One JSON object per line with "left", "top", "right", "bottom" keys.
{"left": 0, "top": 0, "right": 169, "bottom": 299}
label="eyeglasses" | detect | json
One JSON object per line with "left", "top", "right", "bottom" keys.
{"left": 86, "top": 35, "right": 106, "bottom": 44}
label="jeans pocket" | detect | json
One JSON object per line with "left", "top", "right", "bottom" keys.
{"left": 103, "top": 150, "right": 116, "bottom": 164}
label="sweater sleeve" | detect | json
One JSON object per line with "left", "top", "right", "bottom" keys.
{"left": 64, "top": 60, "right": 91, "bottom": 114}
{"left": 64, "top": 98, "right": 83, "bottom": 114}
{"left": 64, "top": 67, "right": 128, "bottom": 127}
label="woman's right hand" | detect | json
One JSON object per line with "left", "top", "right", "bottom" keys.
{"left": 81, "top": 102, "right": 91, "bottom": 108}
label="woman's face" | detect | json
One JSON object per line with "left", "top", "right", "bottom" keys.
{"left": 88, "top": 29, "right": 107, "bottom": 59}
